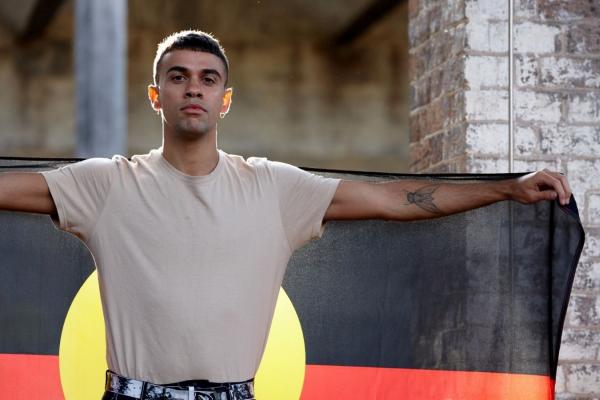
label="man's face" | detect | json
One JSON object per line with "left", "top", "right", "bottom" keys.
{"left": 148, "top": 49, "right": 232, "bottom": 140}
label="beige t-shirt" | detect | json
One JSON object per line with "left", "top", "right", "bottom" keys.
{"left": 41, "top": 148, "right": 340, "bottom": 383}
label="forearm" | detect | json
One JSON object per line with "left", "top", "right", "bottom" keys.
{"left": 380, "top": 179, "right": 513, "bottom": 221}
{"left": 326, "top": 169, "right": 569, "bottom": 222}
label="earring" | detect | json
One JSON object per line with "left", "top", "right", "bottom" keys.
{"left": 220, "top": 112, "right": 226, "bottom": 118}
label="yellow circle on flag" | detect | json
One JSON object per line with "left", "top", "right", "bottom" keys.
{"left": 59, "top": 270, "right": 306, "bottom": 399}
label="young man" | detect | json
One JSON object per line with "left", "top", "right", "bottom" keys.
{"left": 0, "top": 31, "right": 571, "bottom": 400}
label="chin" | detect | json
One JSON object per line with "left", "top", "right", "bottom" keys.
{"left": 175, "top": 121, "right": 210, "bottom": 139}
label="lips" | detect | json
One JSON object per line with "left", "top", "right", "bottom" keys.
{"left": 181, "top": 104, "right": 207, "bottom": 113}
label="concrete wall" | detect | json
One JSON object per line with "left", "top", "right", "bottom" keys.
{"left": 0, "top": 4, "right": 74, "bottom": 157}
{"left": 409, "top": 0, "right": 600, "bottom": 397}
{"left": 0, "top": 0, "right": 411, "bottom": 173}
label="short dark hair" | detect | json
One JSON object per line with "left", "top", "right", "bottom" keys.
{"left": 153, "top": 30, "right": 229, "bottom": 86}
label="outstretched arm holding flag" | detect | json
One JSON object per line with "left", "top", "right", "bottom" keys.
{"left": 324, "top": 169, "right": 572, "bottom": 221}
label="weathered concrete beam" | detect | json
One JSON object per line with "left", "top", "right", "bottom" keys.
{"left": 0, "top": 0, "right": 38, "bottom": 34}
{"left": 75, "top": 0, "right": 127, "bottom": 158}
{"left": 20, "top": 0, "right": 66, "bottom": 41}
{"left": 0, "top": 0, "right": 65, "bottom": 40}
{"left": 333, "top": 0, "right": 404, "bottom": 46}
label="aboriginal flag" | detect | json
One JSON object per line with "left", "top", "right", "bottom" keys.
{"left": 0, "top": 158, "right": 585, "bottom": 400}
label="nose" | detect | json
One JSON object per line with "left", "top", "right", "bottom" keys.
{"left": 185, "top": 79, "right": 203, "bottom": 98}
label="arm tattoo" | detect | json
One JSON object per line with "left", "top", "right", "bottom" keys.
{"left": 403, "top": 184, "right": 442, "bottom": 214}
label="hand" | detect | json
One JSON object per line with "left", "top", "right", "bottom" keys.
{"left": 510, "top": 169, "right": 572, "bottom": 206}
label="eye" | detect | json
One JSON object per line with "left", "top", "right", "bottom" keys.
{"left": 203, "top": 76, "right": 216, "bottom": 85}
{"left": 170, "top": 74, "right": 186, "bottom": 82}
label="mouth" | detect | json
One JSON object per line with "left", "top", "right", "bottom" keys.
{"left": 181, "top": 104, "right": 207, "bottom": 114}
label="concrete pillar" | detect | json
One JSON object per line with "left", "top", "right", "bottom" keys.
{"left": 75, "top": 0, "right": 126, "bottom": 158}
{"left": 408, "top": 0, "right": 600, "bottom": 397}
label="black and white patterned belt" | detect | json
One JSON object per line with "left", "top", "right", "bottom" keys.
{"left": 105, "top": 370, "right": 255, "bottom": 400}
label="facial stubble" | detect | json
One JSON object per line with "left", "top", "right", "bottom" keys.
{"left": 168, "top": 114, "right": 214, "bottom": 141}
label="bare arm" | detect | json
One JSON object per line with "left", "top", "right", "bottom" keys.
{"left": 0, "top": 172, "right": 57, "bottom": 216}
{"left": 324, "top": 169, "right": 572, "bottom": 222}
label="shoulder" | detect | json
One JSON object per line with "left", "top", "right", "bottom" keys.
{"left": 235, "top": 154, "right": 310, "bottom": 185}
{"left": 112, "top": 149, "right": 161, "bottom": 175}
{"left": 217, "top": 150, "right": 312, "bottom": 182}
{"left": 221, "top": 150, "right": 271, "bottom": 176}
{"left": 244, "top": 155, "right": 301, "bottom": 176}
{"left": 47, "top": 156, "right": 118, "bottom": 178}
{"left": 60, "top": 152, "right": 153, "bottom": 181}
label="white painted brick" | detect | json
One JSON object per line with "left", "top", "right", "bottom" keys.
{"left": 516, "top": 55, "right": 539, "bottom": 87}
{"left": 514, "top": 0, "right": 538, "bottom": 19}
{"left": 540, "top": 57, "right": 600, "bottom": 88}
{"left": 554, "top": 393, "right": 594, "bottom": 400}
{"left": 539, "top": 125, "right": 574, "bottom": 155}
{"left": 515, "top": 125, "right": 538, "bottom": 155}
{"left": 568, "top": 92, "right": 600, "bottom": 124}
{"left": 514, "top": 22, "right": 560, "bottom": 54}
{"left": 515, "top": 91, "right": 562, "bottom": 122}
{"left": 466, "top": 157, "right": 509, "bottom": 173}
{"left": 566, "top": 295, "right": 600, "bottom": 327}
{"left": 565, "top": 364, "right": 600, "bottom": 395}
{"left": 465, "top": 55, "right": 507, "bottom": 89}
{"left": 567, "top": 160, "right": 600, "bottom": 208}
{"left": 513, "top": 159, "right": 559, "bottom": 172}
{"left": 465, "top": 0, "right": 507, "bottom": 21}
{"left": 553, "top": 392, "right": 573, "bottom": 399}
{"left": 465, "top": 123, "right": 508, "bottom": 155}
{"left": 564, "top": 304, "right": 575, "bottom": 328}
{"left": 573, "top": 261, "right": 600, "bottom": 291}
{"left": 465, "top": 89, "right": 508, "bottom": 121}
{"left": 559, "top": 329, "right": 600, "bottom": 361}
{"left": 590, "top": 194, "right": 600, "bottom": 225}
{"left": 540, "top": 125, "right": 600, "bottom": 158}
{"left": 555, "top": 364, "right": 567, "bottom": 393}
{"left": 582, "top": 232, "right": 600, "bottom": 259}
{"left": 466, "top": 20, "right": 508, "bottom": 52}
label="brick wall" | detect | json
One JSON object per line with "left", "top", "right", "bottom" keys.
{"left": 408, "top": 0, "right": 468, "bottom": 172}
{"left": 409, "top": 0, "right": 600, "bottom": 397}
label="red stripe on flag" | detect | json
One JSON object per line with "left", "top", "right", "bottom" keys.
{"left": 301, "top": 364, "right": 555, "bottom": 400}
{"left": 0, "top": 353, "right": 64, "bottom": 400}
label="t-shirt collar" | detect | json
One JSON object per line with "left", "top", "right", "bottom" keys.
{"left": 154, "top": 147, "right": 225, "bottom": 184}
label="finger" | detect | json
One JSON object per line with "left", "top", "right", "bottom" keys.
{"left": 538, "top": 172, "right": 566, "bottom": 204}
{"left": 539, "top": 190, "right": 558, "bottom": 202}
{"left": 544, "top": 170, "right": 571, "bottom": 204}
{"left": 527, "top": 187, "right": 557, "bottom": 203}
{"left": 558, "top": 173, "right": 572, "bottom": 203}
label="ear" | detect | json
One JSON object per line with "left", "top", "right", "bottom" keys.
{"left": 148, "top": 85, "right": 161, "bottom": 112}
{"left": 220, "top": 88, "right": 233, "bottom": 116}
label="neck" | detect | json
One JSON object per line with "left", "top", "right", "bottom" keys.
{"left": 161, "top": 130, "right": 219, "bottom": 176}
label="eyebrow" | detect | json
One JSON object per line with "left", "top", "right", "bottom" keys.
{"left": 165, "top": 66, "right": 222, "bottom": 80}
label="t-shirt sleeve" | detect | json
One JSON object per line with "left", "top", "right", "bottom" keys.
{"left": 40, "top": 157, "right": 116, "bottom": 241}
{"left": 269, "top": 160, "right": 341, "bottom": 251}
